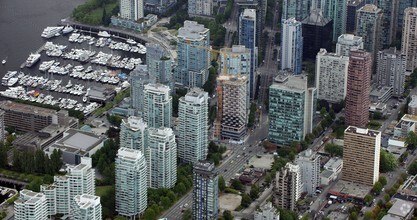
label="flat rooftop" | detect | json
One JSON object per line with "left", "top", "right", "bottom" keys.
{"left": 345, "top": 126, "right": 380, "bottom": 137}
{"left": 0, "top": 100, "right": 56, "bottom": 117}
{"left": 53, "top": 128, "right": 104, "bottom": 153}
{"left": 117, "top": 147, "right": 143, "bottom": 160}
{"left": 271, "top": 74, "right": 307, "bottom": 93}
{"left": 329, "top": 180, "right": 372, "bottom": 199}
{"left": 178, "top": 20, "right": 209, "bottom": 40}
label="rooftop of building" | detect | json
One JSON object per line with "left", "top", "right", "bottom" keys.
{"left": 409, "top": 95, "right": 417, "bottom": 108}
{"left": 16, "top": 189, "right": 45, "bottom": 205}
{"left": 347, "top": 0, "right": 363, "bottom": 6}
{"left": 338, "top": 34, "right": 363, "bottom": 43}
{"left": 388, "top": 199, "right": 414, "bottom": 217}
{"left": 297, "top": 149, "right": 319, "bottom": 160}
{"left": 178, "top": 20, "right": 209, "bottom": 40}
{"left": 144, "top": 83, "right": 171, "bottom": 94}
{"left": 380, "top": 47, "right": 403, "bottom": 55}
{"left": 401, "top": 114, "right": 417, "bottom": 123}
{"left": 358, "top": 4, "right": 382, "bottom": 13}
{"left": 282, "top": 17, "right": 301, "bottom": 25}
{"left": 117, "top": 147, "right": 143, "bottom": 161}
{"left": 370, "top": 86, "right": 393, "bottom": 97}
{"left": 148, "top": 127, "right": 174, "bottom": 138}
{"left": 75, "top": 194, "right": 101, "bottom": 208}
{"left": 122, "top": 116, "right": 147, "bottom": 131}
{"left": 0, "top": 100, "right": 57, "bottom": 116}
{"left": 182, "top": 87, "right": 208, "bottom": 104}
{"left": 270, "top": 74, "right": 307, "bottom": 93}
{"left": 302, "top": 9, "right": 332, "bottom": 26}
{"left": 345, "top": 126, "right": 380, "bottom": 137}
{"left": 194, "top": 161, "right": 216, "bottom": 173}
{"left": 220, "top": 45, "right": 251, "bottom": 54}
{"left": 321, "top": 170, "right": 334, "bottom": 178}
{"left": 242, "top": 9, "right": 256, "bottom": 19}
{"left": 329, "top": 180, "right": 372, "bottom": 199}
{"left": 217, "top": 74, "right": 248, "bottom": 85}
{"left": 317, "top": 48, "right": 349, "bottom": 59}
{"left": 327, "top": 211, "right": 349, "bottom": 220}
{"left": 399, "top": 175, "right": 417, "bottom": 196}
{"left": 52, "top": 128, "right": 105, "bottom": 153}
{"left": 324, "top": 157, "right": 343, "bottom": 169}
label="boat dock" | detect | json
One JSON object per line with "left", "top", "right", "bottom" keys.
{"left": 19, "top": 43, "right": 46, "bottom": 69}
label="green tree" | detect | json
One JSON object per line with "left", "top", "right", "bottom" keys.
{"left": 406, "top": 131, "right": 417, "bottom": 150}
{"left": 0, "top": 145, "right": 8, "bottom": 168}
{"left": 175, "top": 182, "right": 187, "bottom": 195}
{"left": 372, "top": 182, "right": 383, "bottom": 195}
{"left": 247, "top": 103, "right": 257, "bottom": 128}
{"left": 408, "top": 160, "right": 417, "bottom": 175}
{"left": 265, "top": 173, "right": 272, "bottom": 186}
{"left": 380, "top": 150, "right": 399, "bottom": 173}
{"left": 349, "top": 212, "right": 358, "bottom": 220}
{"left": 364, "top": 211, "right": 374, "bottom": 220}
{"left": 27, "top": 177, "right": 43, "bottom": 192}
{"left": 378, "top": 176, "right": 387, "bottom": 186}
{"left": 231, "top": 179, "right": 243, "bottom": 191}
{"left": 250, "top": 184, "right": 260, "bottom": 200}
{"left": 364, "top": 194, "right": 373, "bottom": 205}
{"left": 219, "top": 176, "right": 226, "bottom": 192}
{"left": 324, "top": 144, "right": 343, "bottom": 157}
{"left": 50, "top": 149, "right": 63, "bottom": 173}
{"left": 161, "top": 196, "right": 171, "bottom": 209}
{"left": 223, "top": 210, "right": 234, "bottom": 220}
{"left": 384, "top": 193, "right": 391, "bottom": 202}
{"left": 143, "top": 207, "right": 155, "bottom": 220}
{"left": 241, "top": 193, "right": 252, "bottom": 207}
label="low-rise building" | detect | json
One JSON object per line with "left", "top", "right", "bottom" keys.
{"left": 383, "top": 199, "right": 414, "bottom": 220}
{"left": 49, "top": 129, "right": 106, "bottom": 165}
{"left": 370, "top": 86, "right": 392, "bottom": 104}
{"left": 254, "top": 202, "right": 280, "bottom": 220}
{"left": 321, "top": 157, "right": 343, "bottom": 185}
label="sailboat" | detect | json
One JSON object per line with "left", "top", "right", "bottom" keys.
{"left": 2, "top": 57, "right": 7, "bottom": 65}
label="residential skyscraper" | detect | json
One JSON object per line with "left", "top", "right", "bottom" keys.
{"left": 215, "top": 75, "right": 248, "bottom": 141}
{"left": 376, "top": 0, "right": 399, "bottom": 47}
{"left": 40, "top": 157, "right": 95, "bottom": 216}
{"left": 0, "top": 110, "right": 4, "bottom": 144}
{"left": 120, "top": 0, "right": 144, "bottom": 21}
{"left": 129, "top": 65, "right": 156, "bottom": 116}
{"left": 143, "top": 83, "right": 172, "bottom": 128}
{"left": 269, "top": 75, "right": 316, "bottom": 146}
{"left": 345, "top": 49, "right": 372, "bottom": 127}
{"left": 346, "top": 0, "right": 365, "bottom": 33}
{"left": 282, "top": 0, "right": 310, "bottom": 21}
{"left": 72, "top": 194, "right": 102, "bottom": 220}
{"left": 316, "top": 48, "right": 349, "bottom": 103}
{"left": 219, "top": 45, "right": 251, "bottom": 75}
{"left": 147, "top": 127, "right": 177, "bottom": 188}
{"left": 402, "top": 7, "right": 417, "bottom": 72}
{"left": 295, "top": 149, "right": 320, "bottom": 195}
{"left": 281, "top": 18, "right": 303, "bottom": 74}
{"left": 176, "top": 21, "right": 210, "bottom": 88}
{"left": 14, "top": 190, "right": 48, "bottom": 220}
{"left": 178, "top": 88, "right": 208, "bottom": 164}
{"left": 115, "top": 147, "right": 147, "bottom": 218}
{"left": 274, "top": 163, "right": 302, "bottom": 211}
{"left": 342, "top": 126, "right": 381, "bottom": 186}
{"left": 192, "top": 161, "right": 218, "bottom": 220}
{"left": 336, "top": 34, "right": 364, "bottom": 56}
{"left": 320, "top": 0, "right": 347, "bottom": 42}
{"left": 302, "top": 9, "right": 333, "bottom": 60}
{"left": 398, "top": 1, "right": 417, "bottom": 29}
{"left": 355, "top": 4, "right": 382, "bottom": 58}
{"left": 188, "top": 0, "right": 213, "bottom": 17}
{"left": 239, "top": 9, "right": 257, "bottom": 99}
{"left": 376, "top": 47, "right": 406, "bottom": 97}
{"left": 120, "top": 116, "right": 148, "bottom": 152}
{"left": 146, "top": 43, "right": 173, "bottom": 89}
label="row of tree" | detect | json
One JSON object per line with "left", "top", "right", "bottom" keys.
{"left": 12, "top": 149, "right": 63, "bottom": 176}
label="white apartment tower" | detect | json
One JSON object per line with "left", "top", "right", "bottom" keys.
{"left": 402, "top": 7, "right": 417, "bottom": 72}
{"left": 274, "top": 163, "right": 301, "bottom": 211}
{"left": 316, "top": 48, "right": 349, "bottom": 103}
{"left": 294, "top": 149, "right": 321, "bottom": 195}
{"left": 376, "top": 47, "right": 406, "bottom": 97}
{"left": 281, "top": 18, "right": 303, "bottom": 75}
{"left": 14, "top": 190, "right": 48, "bottom": 220}
{"left": 40, "top": 157, "right": 95, "bottom": 216}
{"left": 178, "top": 88, "right": 209, "bottom": 164}
{"left": 72, "top": 194, "right": 102, "bottom": 220}
{"left": 336, "top": 34, "right": 364, "bottom": 57}
{"left": 143, "top": 83, "right": 172, "bottom": 128}
{"left": 120, "top": 0, "right": 144, "bottom": 21}
{"left": 120, "top": 116, "right": 148, "bottom": 152}
{"left": 115, "top": 147, "right": 147, "bottom": 218}
{"left": 188, "top": 0, "right": 213, "bottom": 17}
{"left": 147, "top": 127, "right": 177, "bottom": 188}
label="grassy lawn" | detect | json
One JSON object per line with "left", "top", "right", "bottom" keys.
{"left": 86, "top": 2, "right": 118, "bottom": 25}
{"left": 96, "top": 185, "right": 113, "bottom": 197}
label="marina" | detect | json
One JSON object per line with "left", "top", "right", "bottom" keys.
{"left": 1, "top": 25, "right": 146, "bottom": 115}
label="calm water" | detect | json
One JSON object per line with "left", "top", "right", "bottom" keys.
{"left": 0, "top": 0, "right": 87, "bottom": 74}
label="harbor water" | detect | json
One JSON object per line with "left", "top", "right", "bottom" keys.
{"left": 0, "top": 0, "right": 87, "bottom": 74}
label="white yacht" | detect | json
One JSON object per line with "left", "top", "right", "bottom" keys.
{"left": 126, "top": 39, "right": 137, "bottom": 44}
{"left": 25, "top": 53, "right": 41, "bottom": 67}
{"left": 62, "top": 25, "right": 74, "bottom": 34}
{"left": 39, "top": 60, "right": 55, "bottom": 72}
{"left": 41, "top": 26, "right": 64, "bottom": 39}
{"left": 7, "top": 78, "right": 19, "bottom": 87}
{"left": 97, "top": 31, "right": 111, "bottom": 38}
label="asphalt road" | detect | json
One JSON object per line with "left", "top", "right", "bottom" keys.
{"left": 161, "top": 114, "right": 269, "bottom": 219}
